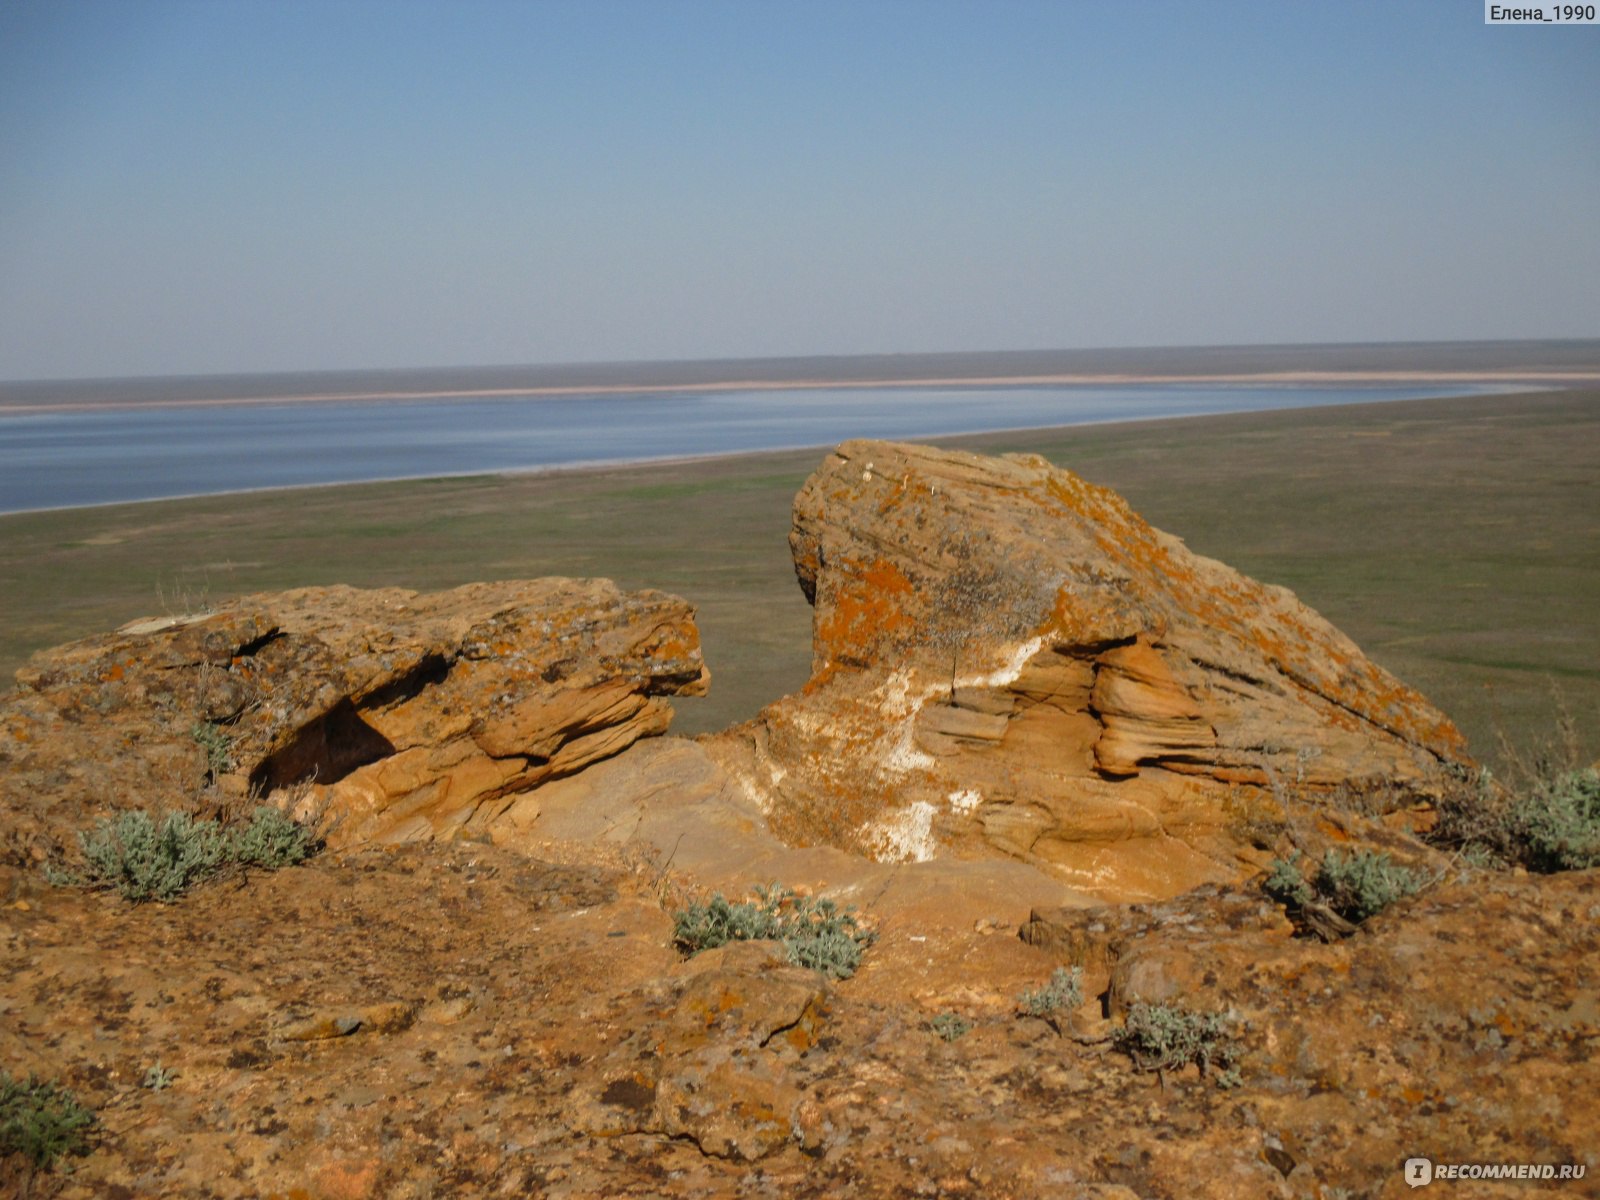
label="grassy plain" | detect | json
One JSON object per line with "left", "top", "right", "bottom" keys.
{"left": 2, "top": 387, "right": 1595, "bottom": 766}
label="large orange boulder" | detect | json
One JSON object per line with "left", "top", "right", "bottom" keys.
{"left": 707, "top": 440, "right": 1471, "bottom": 901}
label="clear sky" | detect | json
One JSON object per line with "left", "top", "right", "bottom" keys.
{"left": 0, "top": 0, "right": 1596, "bottom": 381}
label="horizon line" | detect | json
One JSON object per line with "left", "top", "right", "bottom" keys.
{"left": 6, "top": 335, "right": 1600, "bottom": 392}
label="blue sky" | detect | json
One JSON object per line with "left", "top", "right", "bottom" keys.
{"left": 0, "top": 0, "right": 1596, "bottom": 380}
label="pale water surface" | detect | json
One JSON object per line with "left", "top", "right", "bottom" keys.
{"left": 0, "top": 383, "right": 1511, "bottom": 514}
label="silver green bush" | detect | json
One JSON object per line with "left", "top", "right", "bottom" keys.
{"left": 1115, "top": 1001, "right": 1239, "bottom": 1085}
{"left": 1511, "top": 767, "right": 1600, "bottom": 870}
{"left": 1262, "top": 851, "right": 1314, "bottom": 908}
{"left": 671, "top": 891, "right": 785, "bottom": 952}
{"left": 65, "top": 806, "right": 316, "bottom": 903}
{"left": 1313, "top": 849, "right": 1428, "bottom": 922}
{"left": 77, "top": 811, "right": 226, "bottom": 902}
{"left": 227, "top": 806, "right": 316, "bottom": 869}
{"left": 189, "top": 720, "right": 234, "bottom": 776}
{"left": 1428, "top": 712, "right": 1600, "bottom": 874}
{"left": 1264, "top": 848, "right": 1426, "bottom": 924}
{"left": 671, "top": 884, "right": 875, "bottom": 979}
{"left": 1018, "top": 966, "right": 1083, "bottom": 1018}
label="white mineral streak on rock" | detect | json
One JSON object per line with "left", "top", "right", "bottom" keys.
{"left": 862, "top": 798, "right": 939, "bottom": 863}
{"left": 720, "top": 754, "right": 782, "bottom": 816}
{"left": 879, "top": 670, "right": 936, "bottom": 776}
{"left": 947, "top": 788, "right": 982, "bottom": 815}
{"left": 957, "top": 636, "right": 1044, "bottom": 691}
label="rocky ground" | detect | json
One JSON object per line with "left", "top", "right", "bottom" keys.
{"left": 3, "top": 836, "right": 1596, "bottom": 1198}
{"left": 3, "top": 439, "right": 1594, "bottom": 1197}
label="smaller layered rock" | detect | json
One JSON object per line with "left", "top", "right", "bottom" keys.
{"left": 2, "top": 579, "right": 707, "bottom": 850}
{"left": 708, "top": 439, "right": 1472, "bottom": 902}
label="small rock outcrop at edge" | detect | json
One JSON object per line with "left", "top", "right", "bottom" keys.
{"left": 2, "top": 578, "right": 708, "bottom": 849}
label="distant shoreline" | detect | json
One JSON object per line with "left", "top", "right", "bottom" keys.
{"left": 5, "top": 339, "right": 1600, "bottom": 413}
{"left": 0, "top": 379, "right": 1550, "bottom": 517}
{"left": 1, "top": 368, "right": 1595, "bottom": 416}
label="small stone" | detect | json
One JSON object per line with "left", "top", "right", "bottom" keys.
{"left": 277, "top": 1013, "right": 363, "bottom": 1041}
{"left": 213, "top": 773, "right": 251, "bottom": 800}
{"left": 359, "top": 1000, "right": 417, "bottom": 1033}
{"left": 421, "top": 996, "right": 475, "bottom": 1025}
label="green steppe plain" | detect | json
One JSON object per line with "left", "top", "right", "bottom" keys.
{"left": 3, "top": 387, "right": 1595, "bottom": 769}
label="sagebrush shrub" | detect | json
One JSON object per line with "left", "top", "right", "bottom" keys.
{"left": 1429, "top": 706, "right": 1600, "bottom": 873}
{"left": 76, "top": 810, "right": 226, "bottom": 902}
{"left": 780, "top": 893, "right": 876, "bottom": 978}
{"left": 189, "top": 720, "right": 234, "bottom": 776}
{"left": 672, "top": 884, "right": 875, "bottom": 979}
{"left": 1313, "top": 849, "right": 1428, "bottom": 922}
{"left": 1018, "top": 966, "right": 1083, "bottom": 1019}
{"left": 1512, "top": 767, "right": 1600, "bottom": 870}
{"left": 0, "top": 1071, "right": 95, "bottom": 1169}
{"left": 228, "top": 806, "right": 317, "bottom": 869}
{"left": 61, "top": 806, "right": 316, "bottom": 902}
{"left": 1264, "top": 848, "right": 1427, "bottom": 925}
{"left": 1435, "top": 766, "right": 1600, "bottom": 872}
{"left": 1262, "top": 851, "right": 1314, "bottom": 909}
{"left": 1115, "top": 1001, "right": 1239, "bottom": 1085}
{"left": 671, "top": 891, "right": 785, "bottom": 952}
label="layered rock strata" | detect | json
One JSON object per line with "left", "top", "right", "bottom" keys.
{"left": 707, "top": 439, "right": 1471, "bottom": 900}
{"left": 2, "top": 579, "right": 708, "bottom": 848}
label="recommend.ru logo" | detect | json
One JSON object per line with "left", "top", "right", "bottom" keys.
{"left": 1404, "top": 1156, "right": 1589, "bottom": 1186}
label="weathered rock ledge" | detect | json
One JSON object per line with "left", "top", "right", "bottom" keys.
{"left": 2, "top": 578, "right": 708, "bottom": 850}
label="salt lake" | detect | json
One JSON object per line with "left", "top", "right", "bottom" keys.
{"left": 0, "top": 382, "right": 1513, "bottom": 514}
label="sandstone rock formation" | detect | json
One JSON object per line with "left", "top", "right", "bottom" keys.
{"left": 1, "top": 579, "right": 708, "bottom": 851}
{"left": 4, "top": 438, "right": 1591, "bottom": 1199}
{"left": 708, "top": 439, "right": 1472, "bottom": 901}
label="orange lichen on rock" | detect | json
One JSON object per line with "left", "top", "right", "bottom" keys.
{"left": 814, "top": 556, "right": 917, "bottom": 667}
